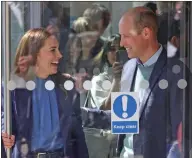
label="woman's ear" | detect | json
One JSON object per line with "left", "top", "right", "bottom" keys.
{"left": 170, "top": 36, "right": 179, "bottom": 48}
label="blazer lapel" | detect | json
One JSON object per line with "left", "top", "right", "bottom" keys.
{"left": 139, "top": 49, "right": 167, "bottom": 118}
{"left": 121, "top": 59, "right": 137, "bottom": 92}
{"left": 117, "top": 59, "right": 137, "bottom": 157}
{"left": 55, "top": 84, "right": 72, "bottom": 120}
{"left": 55, "top": 85, "right": 71, "bottom": 156}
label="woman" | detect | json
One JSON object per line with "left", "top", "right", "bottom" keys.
{"left": 88, "top": 34, "right": 123, "bottom": 110}
{"left": 2, "top": 28, "right": 89, "bottom": 158}
{"left": 71, "top": 17, "right": 102, "bottom": 107}
{"left": 72, "top": 16, "right": 102, "bottom": 78}
{"left": 82, "top": 34, "right": 124, "bottom": 158}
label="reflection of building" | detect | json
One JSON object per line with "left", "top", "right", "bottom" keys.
{"left": 1, "top": 2, "right": 192, "bottom": 158}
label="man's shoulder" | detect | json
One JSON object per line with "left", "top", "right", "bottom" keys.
{"left": 123, "top": 58, "right": 137, "bottom": 70}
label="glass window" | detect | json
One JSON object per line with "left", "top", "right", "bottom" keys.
{"left": 1, "top": 2, "right": 192, "bottom": 158}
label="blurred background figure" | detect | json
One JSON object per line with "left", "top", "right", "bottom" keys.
{"left": 88, "top": 34, "right": 122, "bottom": 110}
{"left": 71, "top": 16, "right": 98, "bottom": 106}
{"left": 156, "top": 2, "right": 170, "bottom": 46}
{"left": 167, "top": 19, "right": 180, "bottom": 58}
{"left": 174, "top": 2, "right": 183, "bottom": 20}
{"left": 144, "top": 2, "right": 157, "bottom": 15}
{"left": 83, "top": 3, "right": 111, "bottom": 36}
{"left": 72, "top": 16, "right": 99, "bottom": 75}
{"left": 83, "top": 3, "right": 111, "bottom": 60}
{"left": 41, "top": 1, "right": 53, "bottom": 28}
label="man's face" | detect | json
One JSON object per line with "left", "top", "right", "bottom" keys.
{"left": 119, "top": 16, "right": 146, "bottom": 59}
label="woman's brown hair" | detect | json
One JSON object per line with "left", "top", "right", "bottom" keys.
{"left": 14, "top": 28, "right": 52, "bottom": 74}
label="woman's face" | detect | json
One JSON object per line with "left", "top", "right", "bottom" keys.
{"left": 36, "top": 35, "right": 62, "bottom": 78}
{"left": 107, "top": 44, "right": 119, "bottom": 65}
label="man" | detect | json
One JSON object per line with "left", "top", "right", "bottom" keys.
{"left": 116, "top": 6, "right": 191, "bottom": 158}
{"left": 167, "top": 19, "right": 180, "bottom": 58}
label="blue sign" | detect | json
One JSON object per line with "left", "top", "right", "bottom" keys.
{"left": 111, "top": 92, "right": 139, "bottom": 134}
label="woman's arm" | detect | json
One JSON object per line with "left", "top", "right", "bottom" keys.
{"left": 101, "top": 78, "right": 121, "bottom": 110}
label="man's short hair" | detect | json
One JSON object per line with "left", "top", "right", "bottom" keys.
{"left": 83, "top": 3, "right": 110, "bottom": 30}
{"left": 131, "top": 7, "right": 158, "bottom": 35}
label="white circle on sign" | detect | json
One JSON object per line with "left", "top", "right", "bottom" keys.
{"left": 64, "top": 80, "right": 74, "bottom": 90}
{"left": 45, "top": 80, "right": 55, "bottom": 90}
{"left": 26, "top": 80, "right": 36, "bottom": 91}
{"left": 7, "top": 80, "right": 16, "bottom": 91}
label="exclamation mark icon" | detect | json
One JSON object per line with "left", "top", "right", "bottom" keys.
{"left": 122, "top": 96, "right": 128, "bottom": 118}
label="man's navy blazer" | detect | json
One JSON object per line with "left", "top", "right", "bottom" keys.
{"left": 116, "top": 48, "right": 192, "bottom": 158}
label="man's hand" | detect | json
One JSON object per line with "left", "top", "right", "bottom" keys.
{"left": 2, "top": 132, "right": 15, "bottom": 149}
{"left": 112, "top": 62, "right": 123, "bottom": 80}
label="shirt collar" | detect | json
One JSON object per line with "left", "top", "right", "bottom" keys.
{"left": 137, "top": 44, "right": 163, "bottom": 67}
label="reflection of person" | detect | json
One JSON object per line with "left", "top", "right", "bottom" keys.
{"left": 71, "top": 16, "right": 100, "bottom": 106}
{"left": 41, "top": 2, "right": 53, "bottom": 28}
{"left": 117, "top": 6, "right": 190, "bottom": 158}
{"left": 167, "top": 19, "right": 181, "bottom": 58}
{"left": 72, "top": 16, "right": 99, "bottom": 66}
{"left": 83, "top": 3, "right": 111, "bottom": 36}
{"left": 2, "top": 28, "right": 89, "bottom": 158}
{"left": 144, "top": 2, "right": 157, "bottom": 15}
{"left": 83, "top": 3, "right": 111, "bottom": 60}
{"left": 89, "top": 34, "right": 123, "bottom": 110}
{"left": 174, "top": 2, "right": 183, "bottom": 20}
